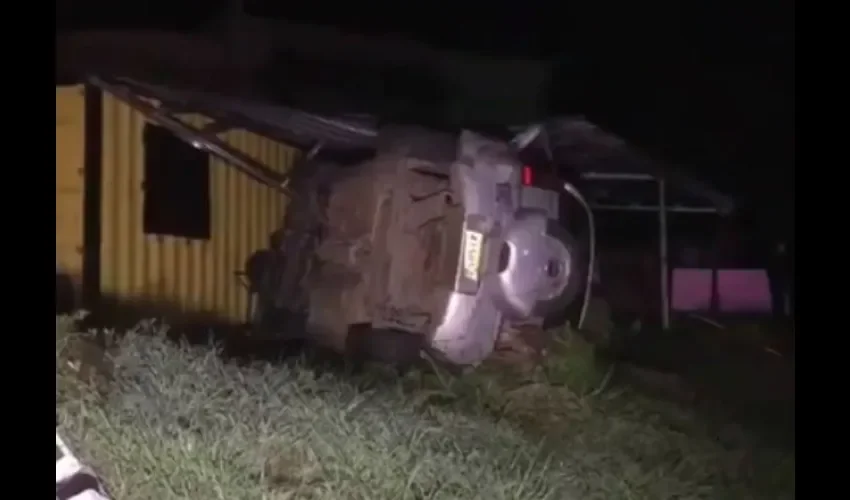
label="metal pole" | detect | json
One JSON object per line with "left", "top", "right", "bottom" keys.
{"left": 659, "top": 178, "right": 670, "bottom": 329}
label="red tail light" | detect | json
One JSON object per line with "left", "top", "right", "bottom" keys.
{"left": 522, "top": 165, "right": 534, "bottom": 186}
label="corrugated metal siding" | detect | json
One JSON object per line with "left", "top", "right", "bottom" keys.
{"left": 99, "top": 91, "right": 299, "bottom": 324}
{"left": 56, "top": 85, "right": 86, "bottom": 303}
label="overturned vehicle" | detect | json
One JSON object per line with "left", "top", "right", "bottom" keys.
{"left": 246, "top": 127, "right": 587, "bottom": 366}
{"left": 63, "top": 20, "right": 737, "bottom": 368}
{"left": 89, "top": 77, "right": 731, "bottom": 368}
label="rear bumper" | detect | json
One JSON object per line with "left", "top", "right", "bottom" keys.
{"left": 428, "top": 131, "right": 577, "bottom": 365}
{"left": 429, "top": 212, "right": 579, "bottom": 365}
{"left": 430, "top": 215, "right": 505, "bottom": 365}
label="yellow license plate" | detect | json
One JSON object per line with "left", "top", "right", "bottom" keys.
{"left": 462, "top": 230, "right": 484, "bottom": 282}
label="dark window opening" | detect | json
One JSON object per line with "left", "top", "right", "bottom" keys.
{"left": 143, "top": 124, "right": 211, "bottom": 240}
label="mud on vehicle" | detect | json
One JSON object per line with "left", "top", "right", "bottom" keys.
{"left": 243, "top": 127, "right": 585, "bottom": 367}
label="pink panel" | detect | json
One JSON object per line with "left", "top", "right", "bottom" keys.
{"left": 717, "top": 269, "right": 773, "bottom": 313}
{"left": 671, "top": 268, "right": 713, "bottom": 312}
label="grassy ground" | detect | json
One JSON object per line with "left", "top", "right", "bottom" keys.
{"left": 56, "top": 315, "right": 794, "bottom": 500}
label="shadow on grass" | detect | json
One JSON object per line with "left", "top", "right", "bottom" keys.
{"left": 601, "top": 318, "right": 796, "bottom": 451}
{"left": 78, "top": 295, "right": 431, "bottom": 380}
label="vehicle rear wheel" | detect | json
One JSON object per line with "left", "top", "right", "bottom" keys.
{"left": 344, "top": 323, "right": 427, "bottom": 373}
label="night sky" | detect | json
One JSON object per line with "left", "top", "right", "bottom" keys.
{"left": 57, "top": 0, "right": 795, "bottom": 239}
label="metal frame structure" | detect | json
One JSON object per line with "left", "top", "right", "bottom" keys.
{"left": 581, "top": 171, "right": 725, "bottom": 329}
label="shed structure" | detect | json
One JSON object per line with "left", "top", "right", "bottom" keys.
{"left": 55, "top": 84, "right": 300, "bottom": 325}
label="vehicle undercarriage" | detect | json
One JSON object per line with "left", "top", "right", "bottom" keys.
{"left": 244, "top": 127, "right": 585, "bottom": 367}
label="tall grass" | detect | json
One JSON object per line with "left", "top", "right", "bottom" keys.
{"left": 56, "top": 316, "right": 794, "bottom": 500}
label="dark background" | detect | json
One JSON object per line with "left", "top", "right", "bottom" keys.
{"left": 56, "top": 0, "right": 795, "bottom": 241}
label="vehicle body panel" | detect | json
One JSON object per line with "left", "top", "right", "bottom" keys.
{"left": 259, "top": 127, "right": 581, "bottom": 366}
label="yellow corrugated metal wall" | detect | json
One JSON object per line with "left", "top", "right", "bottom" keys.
{"left": 56, "top": 84, "right": 300, "bottom": 324}
{"left": 99, "top": 90, "right": 299, "bottom": 324}
{"left": 56, "top": 86, "right": 86, "bottom": 304}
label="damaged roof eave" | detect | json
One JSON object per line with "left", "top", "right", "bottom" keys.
{"left": 112, "top": 77, "right": 379, "bottom": 151}
{"left": 97, "top": 77, "right": 734, "bottom": 215}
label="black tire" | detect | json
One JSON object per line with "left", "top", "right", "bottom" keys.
{"left": 538, "top": 221, "right": 587, "bottom": 330}
{"left": 344, "top": 324, "right": 426, "bottom": 370}
{"left": 56, "top": 270, "right": 76, "bottom": 315}
{"left": 538, "top": 222, "right": 587, "bottom": 311}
